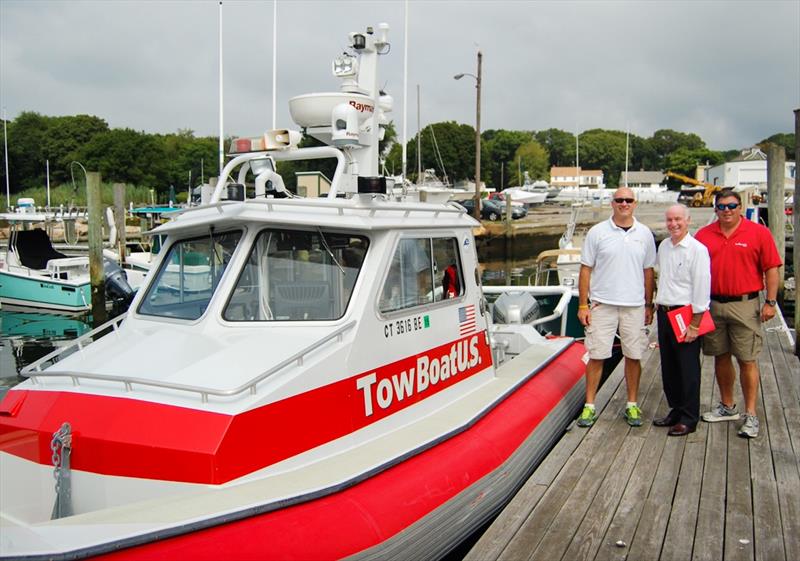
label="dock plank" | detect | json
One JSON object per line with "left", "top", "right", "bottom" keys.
{"left": 467, "top": 314, "right": 799, "bottom": 561}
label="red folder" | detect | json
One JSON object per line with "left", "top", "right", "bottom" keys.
{"left": 667, "top": 305, "right": 715, "bottom": 342}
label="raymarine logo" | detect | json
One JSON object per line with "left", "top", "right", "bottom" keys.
{"left": 734, "top": 242, "right": 748, "bottom": 248}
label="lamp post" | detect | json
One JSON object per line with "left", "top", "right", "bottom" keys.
{"left": 455, "top": 50, "right": 482, "bottom": 220}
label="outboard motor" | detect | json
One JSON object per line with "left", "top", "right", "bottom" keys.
{"left": 492, "top": 291, "right": 541, "bottom": 325}
{"left": 103, "top": 258, "right": 135, "bottom": 310}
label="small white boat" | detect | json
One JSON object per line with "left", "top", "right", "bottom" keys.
{"left": 0, "top": 23, "right": 586, "bottom": 561}
{"left": 0, "top": 208, "right": 134, "bottom": 312}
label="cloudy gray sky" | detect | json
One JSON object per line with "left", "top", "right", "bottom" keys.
{"left": 1, "top": 0, "right": 798, "bottom": 151}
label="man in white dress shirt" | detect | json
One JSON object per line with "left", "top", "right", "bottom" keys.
{"left": 653, "top": 204, "right": 711, "bottom": 435}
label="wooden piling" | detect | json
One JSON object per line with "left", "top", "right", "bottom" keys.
{"left": 795, "top": 108, "right": 799, "bottom": 357}
{"left": 766, "top": 143, "right": 786, "bottom": 301}
{"left": 86, "top": 172, "right": 107, "bottom": 325}
{"left": 113, "top": 183, "right": 126, "bottom": 262}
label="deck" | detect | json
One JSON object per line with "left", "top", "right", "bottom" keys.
{"left": 466, "top": 312, "right": 800, "bottom": 561}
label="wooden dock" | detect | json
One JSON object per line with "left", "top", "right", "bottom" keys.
{"left": 466, "top": 314, "right": 800, "bottom": 561}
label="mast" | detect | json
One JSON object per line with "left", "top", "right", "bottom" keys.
{"left": 272, "top": 0, "right": 277, "bottom": 129}
{"left": 3, "top": 108, "right": 9, "bottom": 210}
{"left": 218, "top": 1, "right": 224, "bottom": 178}
{"left": 624, "top": 126, "right": 629, "bottom": 188}
{"left": 401, "top": 0, "right": 408, "bottom": 185}
{"left": 417, "top": 84, "right": 421, "bottom": 183}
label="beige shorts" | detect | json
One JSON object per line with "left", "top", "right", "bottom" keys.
{"left": 702, "top": 299, "right": 763, "bottom": 361}
{"left": 584, "top": 303, "right": 648, "bottom": 361}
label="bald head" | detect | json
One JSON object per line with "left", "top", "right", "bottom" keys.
{"left": 666, "top": 204, "right": 690, "bottom": 220}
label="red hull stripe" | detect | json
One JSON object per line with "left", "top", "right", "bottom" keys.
{"left": 0, "top": 333, "right": 493, "bottom": 484}
{"left": 92, "top": 343, "right": 586, "bottom": 561}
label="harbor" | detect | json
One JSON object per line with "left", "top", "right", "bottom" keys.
{"left": 466, "top": 309, "right": 800, "bottom": 561}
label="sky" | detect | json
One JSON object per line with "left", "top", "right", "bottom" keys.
{"left": 1, "top": 0, "right": 798, "bottom": 152}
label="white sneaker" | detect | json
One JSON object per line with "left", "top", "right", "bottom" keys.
{"left": 702, "top": 402, "right": 740, "bottom": 423}
{"left": 738, "top": 414, "right": 759, "bottom": 438}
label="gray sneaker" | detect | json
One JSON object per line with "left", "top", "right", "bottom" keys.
{"left": 738, "top": 414, "right": 759, "bottom": 438}
{"left": 702, "top": 402, "right": 740, "bottom": 423}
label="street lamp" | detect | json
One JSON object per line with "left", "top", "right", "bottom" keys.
{"left": 454, "top": 50, "right": 482, "bottom": 220}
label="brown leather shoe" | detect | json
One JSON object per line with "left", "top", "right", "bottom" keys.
{"left": 653, "top": 412, "right": 679, "bottom": 427}
{"left": 668, "top": 423, "right": 696, "bottom": 436}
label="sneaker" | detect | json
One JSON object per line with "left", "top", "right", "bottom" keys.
{"left": 624, "top": 405, "right": 643, "bottom": 427}
{"left": 577, "top": 406, "right": 597, "bottom": 427}
{"left": 702, "top": 402, "right": 740, "bottom": 423}
{"left": 738, "top": 414, "right": 759, "bottom": 438}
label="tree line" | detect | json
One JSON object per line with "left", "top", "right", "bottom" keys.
{"left": 0, "top": 111, "right": 794, "bottom": 203}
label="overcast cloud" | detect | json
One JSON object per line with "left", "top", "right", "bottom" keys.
{"left": 1, "top": 0, "right": 798, "bottom": 151}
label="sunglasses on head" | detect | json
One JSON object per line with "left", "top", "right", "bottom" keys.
{"left": 715, "top": 202, "right": 739, "bottom": 211}
{"left": 613, "top": 198, "right": 635, "bottom": 204}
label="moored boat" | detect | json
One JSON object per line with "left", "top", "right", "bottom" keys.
{"left": 0, "top": 23, "right": 586, "bottom": 560}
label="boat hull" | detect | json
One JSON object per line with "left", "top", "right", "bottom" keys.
{"left": 0, "top": 271, "right": 91, "bottom": 312}
{"left": 77, "top": 342, "right": 586, "bottom": 561}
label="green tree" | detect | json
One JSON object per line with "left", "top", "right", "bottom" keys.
{"left": 578, "top": 129, "right": 627, "bottom": 188}
{"left": 483, "top": 129, "right": 532, "bottom": 188}
{"left": 42, "top": 115, "right": 109, "bottom": 184}
{"left": 406, "top": 121, "right": 476, "bottom": 184}
{"left": 758, "top": 133, "right": 795, "bottom": 160}
{"left": 664, "top": 147, "right": 725, "bottom": 177}
{"left": 514, "top": 141, "right": 550, "bottom": 182}
{"left": 650, "top": 129, "right": 705, "bottom": 169}
{"left": 78, "top": 128, "right": 168, "bottom": 188}
{"left": 534, "top": 128, "right": 576, "bottom": 168}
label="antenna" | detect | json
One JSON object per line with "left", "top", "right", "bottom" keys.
{"left": 218, "top": 1, "right": 224, "bottom": 177}
{"left": 2, "top": 108, "right": 9, "bottom": 210}
{"left": 272, "top": 0, "right": 278, "bottom": 129}
{"left": 402, "top": 0, "right": 408, "bottom": 186}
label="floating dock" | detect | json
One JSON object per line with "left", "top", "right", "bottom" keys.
{"left": 467, "top": 312, "right": 799, "bottom": 561}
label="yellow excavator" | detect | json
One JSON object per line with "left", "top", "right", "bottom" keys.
{"left": 664, "top": 171, "right": 723, "bottom": 207}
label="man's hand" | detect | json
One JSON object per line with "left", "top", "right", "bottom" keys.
{"left": 644, "top": 306, "right": 654, "bottom": 326}
{"left": 760, "top": 303, "right": 777, "bottom": 323}
{"left": 578, "top": 307, "right": 591, "bottom": 327}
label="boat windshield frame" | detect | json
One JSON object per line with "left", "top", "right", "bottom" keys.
{"left": 221, "top": 227, "right": 369, "bottom": 322}
{"left": 137, "top": 229, "right": 243, "bottom": 321}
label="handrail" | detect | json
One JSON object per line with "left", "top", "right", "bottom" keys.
{"left": 482, "top": 285, "right": 573, "bottom": 336}
{"left": 24, "top": 320, "right": 357, "bottom": 404}
{"left": 21, "top": 313, "right": 128, "bottom": 375}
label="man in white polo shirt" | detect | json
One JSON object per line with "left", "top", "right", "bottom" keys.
{"left": 576, "top": 187, "right": 656, "bottom": 428}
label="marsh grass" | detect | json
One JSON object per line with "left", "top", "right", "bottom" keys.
{"left": 1, "top": 183, "right": 173, "bottom": 210}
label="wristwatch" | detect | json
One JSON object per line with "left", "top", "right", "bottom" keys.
{"left": 766, "top": 299, "right": 777, "bottom": 307}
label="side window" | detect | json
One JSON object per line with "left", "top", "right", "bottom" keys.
{"left": 432, "top": 237, "right": 464, "bottom": 301}
{"left": 379, "top": 237, "right": 463, "bottom": 314}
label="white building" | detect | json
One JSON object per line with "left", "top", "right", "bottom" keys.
{"left": 704, "top": 147, "right": 796, "bottom": 192}
{"left": 550, "top": 166, "right": 605, "bottom": 189}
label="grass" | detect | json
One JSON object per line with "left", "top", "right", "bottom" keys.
{"left": 1, "top": 183, "right": 186, "bottom": 211}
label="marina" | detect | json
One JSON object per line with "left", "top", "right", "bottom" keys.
{"left": 466, "top": 309, "right": 799, "bottom": 561}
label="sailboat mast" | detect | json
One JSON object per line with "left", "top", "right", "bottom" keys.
{"left": 401, "top": 0, "right": 408, "bottom": 185}
{"left": 3, "top": 108, "right": 9, "bottom": 210}
{"left": 624, "top": 126, "right": 629, "bottom": 188}
{"left": 417, "top": 84, "right": 421, "bottom": 182}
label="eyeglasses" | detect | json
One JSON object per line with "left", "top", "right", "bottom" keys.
{"left": 613, "top": 198, "right": 635, "bottom": 204}
{"left": 715, "top": 202, "right": 740, "bottom": 211}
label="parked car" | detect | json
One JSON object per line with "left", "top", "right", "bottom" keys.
{"left": 457, "top": 198, "right": 527, "bottom": 221}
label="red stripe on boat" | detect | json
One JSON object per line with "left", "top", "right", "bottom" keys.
{"left": 92, "top": 342, "right": 586, "bottom": 561}
{"left": 0, "top": 333, "right": 493, "bottom": 484}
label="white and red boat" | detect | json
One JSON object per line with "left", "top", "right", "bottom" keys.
{"left": 0, "top": 24, "right": 586, "bottom": 561}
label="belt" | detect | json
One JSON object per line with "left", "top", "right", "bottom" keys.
{"left": 710, "top": 291, "right": 759, "bottom": 303}
{"left": 657, "top": 304, "right": 687, "bottom": 312}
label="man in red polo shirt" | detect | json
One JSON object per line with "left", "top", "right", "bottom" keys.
{"left": 695, "top": 189, "right": 782, "bottom": 438}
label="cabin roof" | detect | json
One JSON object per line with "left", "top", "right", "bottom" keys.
{"left": 152, "top": 198, "right": 478, "bottom": 236}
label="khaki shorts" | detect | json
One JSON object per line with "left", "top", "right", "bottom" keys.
{"left": 703, "top": 298, "right": 763, "bottom": 361}
{"left": 584, "top": 303, "right": 648, "bottom": 361}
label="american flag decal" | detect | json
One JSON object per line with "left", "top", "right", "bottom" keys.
{"left": 458, "top": 304, "right": 477, "bottom": 336}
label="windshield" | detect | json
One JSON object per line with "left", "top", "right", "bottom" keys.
{"left": 138, "top": 230, "right": 242, "bottom": 320}
{"left": 223, "top": 229, "right": 368, "bottom": 321}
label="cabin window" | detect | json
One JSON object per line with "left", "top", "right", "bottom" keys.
{"left": 223, "top": 229, "right": 368, "bottom": 321}
{"left": 379, "top": 236, "right": 464, "bottom": 314}
{"left": 138, "top": 230, "right": 242, "bottom": 320}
